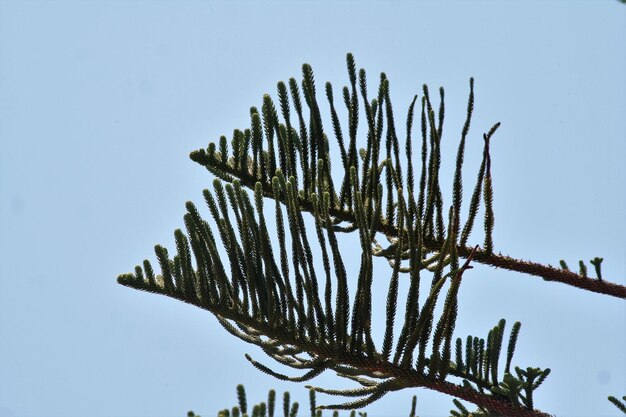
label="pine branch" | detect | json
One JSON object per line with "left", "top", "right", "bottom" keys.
{"left": 120, "top": 271, "right": 551, "bottom": 417}
{"left": 127, "top": 281, "right": 554, "bottom": 417}
{"left": 188, "top": 159, "right": 626, "bottom": 299}
{"left": 119, "top": 53, "right": 623, "bottom": 416}
{"left": 118, "top": 173, "right": 552, "bottom": 416}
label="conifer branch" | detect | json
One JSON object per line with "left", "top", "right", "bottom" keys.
{"left": 189, "top": 157, "right": 626, "bottom": 299}
{"left": 188, "top": 74, "right": 625, "bottom": 299}
{"left": 120, "top": 272, "right": 552, "bottom": 417}
{"left": 118, "top": 172, "right": 551, "bottom": 415}
{"left": 119, "top": 53, "right": 624, "bottom": 416}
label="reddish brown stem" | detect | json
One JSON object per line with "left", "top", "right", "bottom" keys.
{"left": 192, "top": 156, "right": 626, "bottom": 300}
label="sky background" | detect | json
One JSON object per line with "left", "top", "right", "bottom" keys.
{"left": 1, "top": 1, "right": 625, "bottom": 417}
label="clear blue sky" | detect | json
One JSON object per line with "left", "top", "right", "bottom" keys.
{"left": 1, "top": 2, "right": 624, "bottom": 417}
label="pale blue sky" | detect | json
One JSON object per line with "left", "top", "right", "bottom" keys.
{"left": 0, "top": 1, "right": 624, "bottom": 417}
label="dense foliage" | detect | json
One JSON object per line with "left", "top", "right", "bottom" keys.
{"left": 119, "top": 54, "right": 625, "bottom": 416}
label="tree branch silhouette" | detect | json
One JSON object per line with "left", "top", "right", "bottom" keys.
{"left": 119, "top": 53, "right": 624, "bottom": 416}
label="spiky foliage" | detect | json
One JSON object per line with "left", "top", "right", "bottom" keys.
{"left": 608, "top": 395, "right": 626, "bottom": 414}
{"left": 188, "top": 385, "right": 418, "bottom": 417}
{"left": 119, "top": 54, "right": 625, "bottom": 417}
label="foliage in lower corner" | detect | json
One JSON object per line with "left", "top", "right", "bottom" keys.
{"left": 187, "top": 384, "right": 419, "bottom": 417}
{"left": 608, "top": 395, "right": 626, "bottom": 414}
